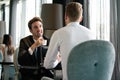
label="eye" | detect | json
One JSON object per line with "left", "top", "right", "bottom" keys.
{"left": 34, "top": 26, "right": 38, "bottom": 29}
{"left": 39, "top": 24, "right": 43, "bottom": 27}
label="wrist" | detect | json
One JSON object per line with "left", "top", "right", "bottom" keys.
{"left": 31, "top": 43, "right": 36, "bottom": 51}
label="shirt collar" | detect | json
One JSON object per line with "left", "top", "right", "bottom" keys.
{"left": 67, "top": 22, "right": 80, "bottom": 26}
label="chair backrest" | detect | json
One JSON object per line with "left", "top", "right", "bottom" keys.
{"left": 14, "top": 48, "right": 19, "bottom": 72}
{"left": 67, "top": 40, "right": 115, "bottom": 80}
{"left": 13, "top": 48, "right": 21, "bottom": 80}
{"left": 0, "top": 50, "right": 3, "bottom": 62}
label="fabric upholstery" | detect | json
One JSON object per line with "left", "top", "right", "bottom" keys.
{"left": 14, "top": 48, "right": 21, "bottom": 80}
{"left": 67, "top": 40, "right": 115, "bottom": 80}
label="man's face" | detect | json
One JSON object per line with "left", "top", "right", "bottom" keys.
{"left": 30, "top": 21, "right": 43, "bottom": 38}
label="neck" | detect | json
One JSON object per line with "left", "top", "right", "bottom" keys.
{"left": 33, "top": 36, "right": 43, "bottom": 40}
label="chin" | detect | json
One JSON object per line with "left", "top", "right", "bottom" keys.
{"left": 38, "top": 34, "right": 42, "bottom": 37}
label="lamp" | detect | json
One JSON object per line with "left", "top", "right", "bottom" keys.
{"left": 41, "top": 4, "right": 63, "bottom": 39}
{"left": 0, "top": 21, "right": 6, "bottom": 43}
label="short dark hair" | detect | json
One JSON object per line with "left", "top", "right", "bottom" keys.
{"left": 28, "top": 17, "right": 42, "bottom": 29}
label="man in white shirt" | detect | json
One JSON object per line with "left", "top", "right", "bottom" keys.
{"left": 44, "top": 2, "right": 96, "bottom": 80}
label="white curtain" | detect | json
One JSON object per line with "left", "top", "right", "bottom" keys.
{"left": 89, "top": 0, "right": 110, "bottom": 41}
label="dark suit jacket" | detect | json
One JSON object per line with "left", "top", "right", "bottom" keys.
{"left": 18, "top": 35, "right": 50, "bottom": 76}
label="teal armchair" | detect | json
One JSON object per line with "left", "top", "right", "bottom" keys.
{"left": 67, "top": 40, "right": 115, "bottom": 80}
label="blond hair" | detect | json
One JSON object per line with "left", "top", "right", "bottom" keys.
{"left": 65, "top": 2, "right": 83, "bottom": 21}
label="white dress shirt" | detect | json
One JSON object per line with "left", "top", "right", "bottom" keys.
{"left": 44, "top": 22, "right": 96, "bottom": 80}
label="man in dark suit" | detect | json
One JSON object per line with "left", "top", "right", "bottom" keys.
{"left": 18, "top": 17, "right": 53, "bottom": 80}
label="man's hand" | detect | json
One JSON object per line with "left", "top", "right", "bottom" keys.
{"left": 34, "top": 38, "right": 44, "bottom": 47}
{"left": 30, "top": 38, "right": 45, "bottom": 51}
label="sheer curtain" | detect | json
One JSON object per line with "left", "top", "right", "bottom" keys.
{"left": 89, "top": 0, "right": 110, "bottom": 41}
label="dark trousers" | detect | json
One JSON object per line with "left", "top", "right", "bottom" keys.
{"left": 21, "top": 74, "right": 42, "bottom": 80}
{"left": 20, "top": 67, "right": 54, "bottom": 80}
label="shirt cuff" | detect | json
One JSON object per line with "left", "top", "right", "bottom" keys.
{"left": 53, "top": 60, "right": 59, "bottom": 68}
{"left": 28, "top": 47, "right": 33, "bottom": 55}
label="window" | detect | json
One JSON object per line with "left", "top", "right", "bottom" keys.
{"left": 89, "top": 0, "right": 110, "bottom": 41}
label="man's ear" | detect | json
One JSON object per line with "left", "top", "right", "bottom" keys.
{"left": 65, "top": 13, "right": 67, "bottom": 20}
{"left": 65, "top": 13, "right": 69, "bottom": 25}
{"left": 79, "top": 16, "right": 83, "bottom": 22}
{"left": 29, "top": 29, "right": 32, "bottom": 33}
